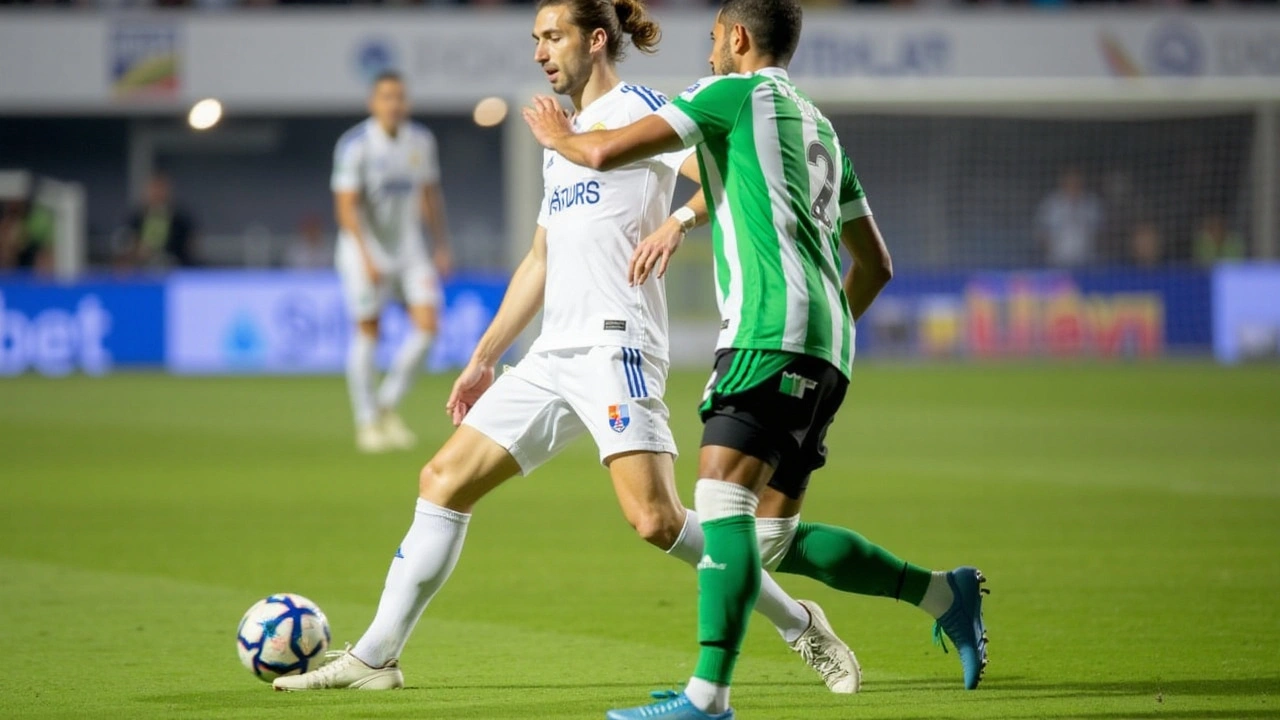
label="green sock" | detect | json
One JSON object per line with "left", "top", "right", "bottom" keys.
{"left": 777, "top": 521, "right": 933, "bottom": 606}
{"left": 693, "top": 515, "right": 761, "bottom": 685}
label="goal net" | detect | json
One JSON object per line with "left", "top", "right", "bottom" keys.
{"left": 505, "top": 79, "right": 1280, "bottom": 364}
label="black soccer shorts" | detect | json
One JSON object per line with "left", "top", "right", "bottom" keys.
{"left": 699, "top": 349, "right": 849, "bottom": 499}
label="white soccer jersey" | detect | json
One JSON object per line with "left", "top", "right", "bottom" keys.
{"left": 331, "top": 118, "right": 440, "bottom": 262}
{"left": 532, "top": 82, "right": 692, "bottom": 361}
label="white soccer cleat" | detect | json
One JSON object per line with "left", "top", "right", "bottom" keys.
{"left": 272, "top": 648, "right": 404, "bottom": 691}
{"left": 356, "top": 423, "right": 393, "bottom": 454}
{"left": 791, "top": 600, "right": 862, "bottom": 694}
{"left": 378, "top": 411, "right": 417, "bottom": 450}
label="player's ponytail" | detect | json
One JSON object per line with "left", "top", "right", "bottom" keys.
{"left": 538, "top": 0, "right": 661, "bottom": 61}
{"left": 613, "top": 0, "right": 661, "bottom": 56}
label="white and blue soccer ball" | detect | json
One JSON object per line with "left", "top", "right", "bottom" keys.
{"left": 236, "top": 593, "right": 331, "bottom": 681}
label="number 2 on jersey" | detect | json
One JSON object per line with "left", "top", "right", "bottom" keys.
{"left": 806, "top": 141, "right": 835, "bottom": 230}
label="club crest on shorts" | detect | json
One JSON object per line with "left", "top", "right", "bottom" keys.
{"left": 607, "top": 403, "right": 631, "bottom": 433}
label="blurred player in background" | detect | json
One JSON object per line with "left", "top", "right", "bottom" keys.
{"left": 275, "top": 0, "right": 862, "bottom": 694}
{"left": 332, "top": 71, "right": 453, "bottom": 453}
{"left": 524, "top": 0, "right": 989, "bottom": 716}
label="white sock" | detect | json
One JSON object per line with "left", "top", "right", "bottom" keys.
{"left": 684, "top": 676, "right": 730, "bottom": 714}
{"left": 377, "top": 329, "right": 434, "bottom": 411}
{"left": 918, "top": 571, "right": 955, "bottom": 619}
{"left": 346, "top": 332, "right": 378, "bottom": 427}
{"left": 755, "top": 574, "right": 811, "bottom": 645}
{"left": 666, "top": 510, "right": 810, "bottom": 645}
{"left": 693, "top": 479, "right": 758, "bottom": 521}
{"left": 351, "top": 498, "right": 470, "bottom": 668}
{"left": 664, "top": 509, "right": 704, "bottom": 566}
{"left": 755, "top": 515, "right": 800, "bottom": 570}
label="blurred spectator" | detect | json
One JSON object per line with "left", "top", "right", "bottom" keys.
{"left": 1129, "top": 221, "right": 1163, "bottom": 268}
{"left": 1099, "top": 169, "right": 1147, "bottom": 264}
{"left": 284, "top": 214, "right": 333, "bottom": 269}
{"left": 1035, "top": 167, "right": 1103, "bottom": 269}
{"left": 1193, "top": 213, "right": 1246, "bottom": 267}
{"left": 120, "top": 174, "right": 198, "bottom": 270}
{"left": 0, "top": 197, "right": 55, "bottom": 275}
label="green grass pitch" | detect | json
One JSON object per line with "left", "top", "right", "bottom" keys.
{"left": 1, "top": 364, "right": 1277, "bottom": 719}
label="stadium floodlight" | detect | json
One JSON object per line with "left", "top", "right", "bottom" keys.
{"left": 188, "top": 99, "right": 224, "bottom": 131}
{"left": 473, "top": 97, "right": 509, "bottom": 128}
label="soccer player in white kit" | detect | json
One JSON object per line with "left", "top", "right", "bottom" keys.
{"left": 275, "top": 0, "right": 858, "bottom": 694}
{"left": 332, "top": 71, "right": 453, "bottom": 453}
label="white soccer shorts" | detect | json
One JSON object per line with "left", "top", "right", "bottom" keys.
{"left": 462, "top": 345, "right": 677, "bottom": 473}
{"left": 336, "top": 240, "right": 441, "bottom": 321}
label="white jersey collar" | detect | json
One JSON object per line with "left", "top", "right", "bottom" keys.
{"left": 368, "top": 118, "right": 405, "bottom": 144}
{"left": 574, "top": 81, "right": 627, "bottom": 129}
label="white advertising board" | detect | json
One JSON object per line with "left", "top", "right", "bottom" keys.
{"left": 1, "top": 10, "right": 1278, "bottom": 112}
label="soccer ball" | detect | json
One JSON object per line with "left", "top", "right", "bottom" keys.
{"left": 236, "top": 593, "right": 331, "bottom": 681}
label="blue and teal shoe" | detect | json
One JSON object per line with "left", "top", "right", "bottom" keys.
{"left": 606, "top": 691, "right": 734, "bottom": 720}
{"left": 932, "top": 566, "right": 989, "bottom": 690}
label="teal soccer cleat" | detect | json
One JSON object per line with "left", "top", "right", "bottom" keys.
{"left": 606, "top": 691, "right": 734, "bottom": 720}
{"left": 933, "top": 566, "right": 990, "bottom": 689}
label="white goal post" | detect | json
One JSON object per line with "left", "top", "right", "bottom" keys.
{"left": 0, "top": 169, "right": 87, "bottom": 280}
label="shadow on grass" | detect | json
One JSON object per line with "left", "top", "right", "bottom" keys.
{"left": 991, "top": 676, "right": 1280, "bottom": 698}
{"left": 134, "top": 677, "right": 1278, "bottom": 718}
{"left": 860, "top": 675, "right": 1280, "bottom": 697}
{"left": 135, "top": 681, "right": 816, "bottom": 707}
{"left": 862, "top": 676, "right": 1279, "bottom": 707}
{"left": 869, "top": 676, "right": 1030, "bottom": 691}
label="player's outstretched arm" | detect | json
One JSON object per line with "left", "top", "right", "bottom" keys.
{"left": 839, "top": 215, "right": 893, "bottom": 321}
{"left": 522, "top": 95, "right": 684, "bottom": 172}
{"left": 447, "top": 226, "right": 548, "bottom": 424}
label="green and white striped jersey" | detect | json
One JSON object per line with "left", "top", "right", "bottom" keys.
{"left": 656, "top": 67, "right": 870, "bottom": 378}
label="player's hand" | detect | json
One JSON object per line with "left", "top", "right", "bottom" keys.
{"left": 446, "top": 362, "right": 496, "bottom": 426}
{"left": 433, "top": 246, "right": 454, "bottom": 278}
{"left": 522, "top": 95, "right": 572, "bottom": 150}
{"left": 629, "top": 217, "right": 685, "bottom": 286}
{"left": 361, "top": 254, "right": 382, "bottom": 286}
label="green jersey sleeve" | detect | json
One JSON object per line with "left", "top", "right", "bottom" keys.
{"left": 838, "top": 147, "right": 871, "bottom": 220}
{"left": 655, "top": 75, "right": 756, "bottom": 148}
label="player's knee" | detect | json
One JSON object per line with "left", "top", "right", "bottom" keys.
{"left": 756, "top": 515, "right": 801, "bottom": 571}
{"left": 630, "top": 507, "right": 683, "bottom": 550}
{"left": 357, "top": 319, "right": 380, "bottom": 338}
{"left": 413, "top": 313, "right": 438, "bottom": 335}
{"left": 418, "top": 459, "right": 464, "bottom": 507}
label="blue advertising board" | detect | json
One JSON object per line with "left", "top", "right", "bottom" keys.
{"left": 858, "top": 268, "right": 1210, "bottom": 359}
{"left": 164, "top": 270, "right": 509, "bottom": 375}
{"left": 1, "top": 271, "right": 509, "bottom": 376}
{"left": 1, "top": 267, "right": 1219, "bottom": 375}
{"left": 0, "top": 277, "right": 165, "bottom": 375}
{"left": 1212, "top": 263, "right": 1280, "bottom": 364}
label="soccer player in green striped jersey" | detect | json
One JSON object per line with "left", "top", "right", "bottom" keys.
{"left": 524, "top": 1, "right": 988, "bottom": 717}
